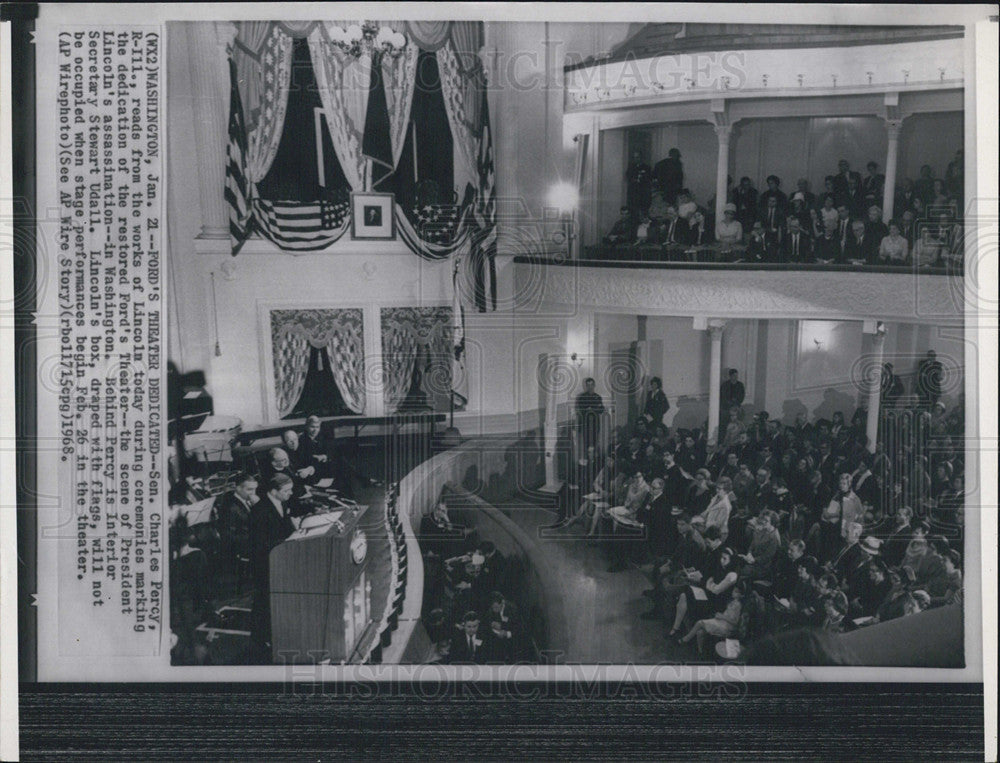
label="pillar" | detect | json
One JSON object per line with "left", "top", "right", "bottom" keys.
{"left": 710, "top": 99, "right": 732, "bottom": 228}
{"left": 865, "top": 322, "right": 887, "bottom": 454}
{"left": 188, "top": 22, "right": 236, "bottom": 240}
{"left": 707, "top": 322, "right": 725, "bottom": 447}
{"left": 714, "top": 124, "right": 733, "bottom": 228}
{"left": 882, "top": 119, "right": 903, "bottom": 223}
{"left": 539, "top": 354, "right": 564, "bottom": 494}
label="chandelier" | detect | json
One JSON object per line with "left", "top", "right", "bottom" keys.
{"left": 329, "top": 22, "right": 407, "bottom": 59}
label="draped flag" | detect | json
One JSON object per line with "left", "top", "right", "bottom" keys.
{"left": 468, "top": 86, "right": 497, "bottom": 312}
{"left": 224, "top": 55, "right": 252, "bottom": 255}
{"left": 451, "top": 258, "right": 468, "bottom": 408}
{"left": 362, "top": 54, "right": 395, "bottom": 190}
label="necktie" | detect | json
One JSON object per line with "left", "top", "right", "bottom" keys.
{"left": 669, "top": 220, "right": 675, "bottom": 241}
{"left": 793, "top": 234, "right": 798, "bottom": 258}
{"left": 769, "top": 209, "right": 774, "bottom": 227}
{"left": 468, "top": 636, "right": 475, "bottom": 655}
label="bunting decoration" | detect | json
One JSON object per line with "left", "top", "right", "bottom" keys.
{"left": 224, "top": 55, "right": 252, "bottom": 255}
{"left": 223, "top": 20, "right": 497, "bottom": 297}
{"left": 451, "top": 258, "right": 468, "bottom": 408}
{"left": 468, "top": 86, "right": 497, "bottom": 312}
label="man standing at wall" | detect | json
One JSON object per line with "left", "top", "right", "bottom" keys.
{"left": 576, "top": 377, "right": 606, "bottom": 454}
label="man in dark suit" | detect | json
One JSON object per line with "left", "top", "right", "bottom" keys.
{"left": 642, "top": 477, "right": 673, "bottom": 559}
{"left": 780, "top": 216, "right": 813, "bottom": 263}
{"left": 449, "top": 611, "right": 488, "bottom": 664}
{"left": 482, "top": 592, "right": 524, "bottom": 662}
{"left": 760, "top": 193, "right": 785, "bottom": 235}
{"left": 865, "top": 206, "right": 889, "bottom": 244}
{"left": 604, "top": 206, "right": 636, "bottom": 246}
{"left": 249, "top": 474, "right": 297, "bottom": 663}
{"left": 843, "top": 176, "right": 866, "bottom": 218}
{"left": 280, "top": 430, "right": 318, "bottom": 482}
{"left": 861, "top": 161, "right": 885, "bottom": 203}
{"left": 212, "top": 472, "right": 258, "bottom": 582}
{"left": 642, "top": 377, "right": 670, "bottom": 428}
{"left": 661, "top": 205, "right": 689, "bottom": 249}
{"left": 476, "top": 540, "right": 508, "bottom": 596}
{"left": 419, "top": 501, "right": 472, "bottom": 559}
{"left": 299, "top": 415, "right": 332, "bottom": 467}
{"left": 652, "top": 147, "right": 684, "bottom": 205}
{"left": 720, "top": 368, "right": 746, "bottom": 417}
{"left": 258, "top": 447, "right": 310, "bottom": 514}
{"left": 758, "top": 175, "right": 788, "bottom": 216}
{"left": 733, "top": 176, "right": 758, "bottom": 231}
{"left": 843, "top": 219, "right": 877, "bottom": 264}
{"left": 832, "top": 159, "right": 862, "bottom": 200}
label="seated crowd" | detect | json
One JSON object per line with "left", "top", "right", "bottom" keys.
{"left": 600, "top": 148, "right": 964, "bottom": 268}
{"left": 418, "top": 501, "right": 531, "bottom": 664}
{"left": 556, "top": 358, "right": 964, "bottom": 661}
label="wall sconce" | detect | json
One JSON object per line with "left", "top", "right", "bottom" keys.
{"left": 570, "top": 352, "right": 584, "bottom": 368}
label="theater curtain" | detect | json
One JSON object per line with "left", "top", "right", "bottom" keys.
{"left": 270, "top": 308, "right": 367, "bottom": 416}
{"left": 380, "top": 307, "right": 453, "bottom": 414}
{"left": 271, "top": 329, "right": 310, "bottom": 418}
{"left": 231, "top": 22, "right": 294, "bottom": 183}
{"left": 437, "top": 43, "right": 480, "bottom": 198}
{"left": 382, "top": 36, "right": 419, "bottom": 169}
{"left": 308, "top": 24, "right": 372, "bottom": 192}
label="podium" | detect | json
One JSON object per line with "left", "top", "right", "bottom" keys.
{"left": 269, "top": 502, "right": 372, "bottom": 663}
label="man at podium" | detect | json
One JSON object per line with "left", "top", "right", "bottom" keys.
{"left": 249, "top": 473, "right": 296, "bottom": 664}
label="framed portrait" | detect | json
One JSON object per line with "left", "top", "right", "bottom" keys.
{"left": 351, "top": 192, "right": 396, "bottom": 240}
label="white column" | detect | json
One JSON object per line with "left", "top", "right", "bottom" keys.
{"left": 882, "top": 119, "right": 903, "bottom": 223}
{"left": 865, "top": 322, "right": 887, "bottom": 454}
{"left": 188, "top": 22, "right": 236, "bottom": 240}
{"left": 707, "top": 322, "right": 725, "bottom": 447}
{"left": 540, "top": 354, "right": 564, "bottom": 494}
{"left": 714, "top": 125, "right": 733, "bottom": 228}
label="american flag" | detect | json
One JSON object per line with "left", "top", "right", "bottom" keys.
{"left": 469, "top": 87, "right": 497, "bottom": 312}
{"left": 451, "top": 258, "right": 468, "bottom": 408}
{"left": 224, "top": 55, "right": 251, "bottom": 255}
{"left": 253, "top": 196, "right": 351, "bottom": 252}
{"left": 415, "top": 204, "right": 462, "bottom": 244}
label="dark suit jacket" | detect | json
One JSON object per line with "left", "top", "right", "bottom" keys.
{"left": 448, "top": 630, "right": 496, "bottom": 664}
{"left": 298, "top": 431, "right": 332, "bottom": 465}
{"left": 842, "top": 232, "right": 878, "bottom": 264}
{"left": 861, "top": 174, "right": 884, "bottom": 202}
{"left": 813, "top": 235, "right": 842, "bottom": 263}
{"left": 780, "top": 230, "right": 814, "bottom": 263}
{"left": 661, "top": 216, "right": 689, "bottom": 246}
{"left": 213, "top": 491, "right": 253, "bottom": 562}
{"left": 683, "top": 220, "right": 712, "bottom": 248}
{"left": 643, "top": 389, "right": 670, "bottom": 425}
{"left": 249, "top": 496, "right": 295, "bottom": 592}
{"left": 644, "top": 492, "right": 673, "bottom": 556}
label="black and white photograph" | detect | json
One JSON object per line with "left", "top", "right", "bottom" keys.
{"left": 2, "top": 3, "right": 997, "bottom": 759}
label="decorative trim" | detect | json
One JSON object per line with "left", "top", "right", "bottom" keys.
{"left": 514, "top": 260, "right": 965, "bottom": 325}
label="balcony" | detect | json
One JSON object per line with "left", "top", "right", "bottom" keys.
{"left": 512, "top": 255, "right": 966, "bottom": 323}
